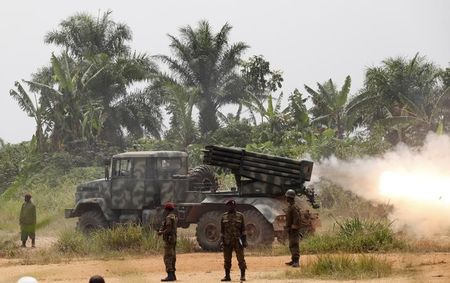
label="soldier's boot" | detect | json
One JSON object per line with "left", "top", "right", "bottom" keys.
{"left": 221, "top": 268, "right": 231, "bottom": 281}
{"left": 161, "top": 272, "right": 175, "bottom": 281}
{"left": 31, "top": 238, "right": 36, "bottom": 248}
{"left": 291, "top": 258, "right": 300, "bottom": 268}
{"left": 240, "top": 268, "right": 246, "bottom": 281}
{"left": 285, "top": 259, "right": 294, "bottom": 266}
{"left": 21, "top": 241, "right": 26, "bottom": 248}
{"left": 173, "top": 271, "right": 176, "bottom": 281}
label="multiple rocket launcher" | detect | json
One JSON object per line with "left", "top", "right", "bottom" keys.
{"left": 202, "top": 145, "right": 318, "bottom": 207}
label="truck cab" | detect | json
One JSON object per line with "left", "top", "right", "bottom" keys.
{"left": 66, "top": 151, "right": 191, "bottom": 231}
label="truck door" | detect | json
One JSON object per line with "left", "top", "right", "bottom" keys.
{"left": 156, "top": 157, "right": 185, "bottom": 204}
{"left": 110, "top": 158, "right": 145, "bottom": 209}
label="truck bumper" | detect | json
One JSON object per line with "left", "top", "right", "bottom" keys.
{"left": 64, "top": 209, "right": 74, "bottom": 218}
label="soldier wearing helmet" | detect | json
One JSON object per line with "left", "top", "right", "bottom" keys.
{"left": 220, "top": 199, "right": 247, "bottom": 281}
{"left": 158, "top": 202, "right": 178, "bottom": 281}
{"left": 19, "top": 193, "right": 36, "bottom": 248}
{"left": 284, "top": 189, "right": 301, "bottom": 267}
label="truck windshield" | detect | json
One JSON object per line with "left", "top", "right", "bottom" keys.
{"left": 113, "top": 159, "right": 132, "bottom": 177}
{"left": 158, "top": 158, "right": 181, "bottom": 171}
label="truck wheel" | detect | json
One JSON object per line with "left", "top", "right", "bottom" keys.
{"left": 196, "top": 211, "right": 222, "bottom": 251}
{"left": 188, "top": 165, "right": 218, "bottom": 192}
{"left": 77, "top": 210, "right": 108, "bottom": 233}
{"left": 243, "top": 210, "right": 274, "bottom": 246}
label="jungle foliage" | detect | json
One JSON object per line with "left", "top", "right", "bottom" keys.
{"left": 6, "top": 10, "right": 448, "bottom": 161}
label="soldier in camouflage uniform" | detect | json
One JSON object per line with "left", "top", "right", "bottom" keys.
{"left": 19, "top": 193, "right": 36, "bottom": 248}
{"left": 220, "top": 199, "right": 247, "bottom": 281}
{"left": 158, "top": 202, "right": 178, "bottom": 281}
{"left": 284, "top": 189, "right": 301, "bottom": 267}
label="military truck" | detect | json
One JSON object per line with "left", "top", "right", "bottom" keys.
{"left": 65, "top": 145, "right": 319, "bottom": 251}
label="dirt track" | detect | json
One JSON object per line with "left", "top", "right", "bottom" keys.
{"left": 1, "top": 252, "right": 449, "bottom": 283}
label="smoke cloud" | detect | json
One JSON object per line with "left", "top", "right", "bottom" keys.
{"left": 314, "top": 133, "right": 450, "bottom": 236}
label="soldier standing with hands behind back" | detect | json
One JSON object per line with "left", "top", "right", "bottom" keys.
{"left": 158, "top": 202, "right": 178, "bottom": 281}
{"left": 284, "top": 189, "right": 301, "bottom": 267}
{"left": 220, "top": 199, "right": 247, "bottom": 282}
{"left": 20, "top": 193, "right": 36, "bottom": 248}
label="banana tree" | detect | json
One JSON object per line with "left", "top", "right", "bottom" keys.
{"left": 305, "top": 75, "right": 352, "bottom": 139}
{"left": 24, "top": 53, "right": 104, "bottom": 150}
{"left": 9, "top": 82, "right": 48, "bottom": 151}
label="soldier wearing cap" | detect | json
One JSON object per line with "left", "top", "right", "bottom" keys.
{"left": 19, "top": 193, "right": 36, "bottom": 248}
{"left": 220, "top": 199, "right": 247, "bottom": 281}
{"left": 284, "top": 189, "right": 301, "bottom": 267}
{"left": 158, "top": 202, "right": 178, "bottom": 281}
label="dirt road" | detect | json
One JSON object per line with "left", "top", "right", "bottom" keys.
{"left": 1, "top": 252, "right": 449, "bottom": 283}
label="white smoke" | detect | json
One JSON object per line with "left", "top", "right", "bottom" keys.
{"left": 314, "top": 132, "right": 450, "bottom": 236}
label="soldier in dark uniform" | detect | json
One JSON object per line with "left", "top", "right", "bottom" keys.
{"left": 19, "top": 193, "right": 36, "bottom": 248}
{"left": 284, "top": 189, "right": 301, "bottom": 267}
{"left": 158, "top": 202, "right": 178, "bottom": 281}
{"left": 220, "top": 199, "right": 247, "bottom": 281}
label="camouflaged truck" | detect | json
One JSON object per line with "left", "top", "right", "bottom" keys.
{"left": 65, "top": 145, "right": 319, "bottom": 251}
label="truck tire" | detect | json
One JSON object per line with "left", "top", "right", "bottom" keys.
{"left": 196, "top": 211, "right": 222, "bottom": 251}
{"left": 188, "top": 165, "right": 218, "bottom": 192}
{"left": 77, "top": 210, "right": 108, "bottom": 233}
{"left": 243, "top": 210, "right": 274, "bottom": 246}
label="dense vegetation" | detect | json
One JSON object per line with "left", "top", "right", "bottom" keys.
{"left": 4, "top": 11, "right": 449, "bottom": 159}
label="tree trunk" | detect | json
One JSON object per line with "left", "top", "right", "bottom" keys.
{"left": 198, "top": 96, "right": 219, "bottom": 139}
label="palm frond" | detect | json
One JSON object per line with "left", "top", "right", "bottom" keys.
{"left": 9, "top": 82, "right": 36, "bottom": 117}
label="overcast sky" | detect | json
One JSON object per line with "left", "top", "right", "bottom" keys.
{"left": 1, "top": 0, "right": 449, "bottom": 143}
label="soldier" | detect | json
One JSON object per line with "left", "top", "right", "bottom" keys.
{"left": 284, "top": 189, "right": 301, "bottom": 267}
{"left": 19, "top": 193, "right": 36, "bottom": 248}
{"left": 158, "top": 202, "right": 178, "bottom": 282}
{"left": 220, "top": 199, "right": 247, "bottom": 282}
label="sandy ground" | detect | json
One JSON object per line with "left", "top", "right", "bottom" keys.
{"left": 0, "top": 252, "right": 449, "bottom": 283}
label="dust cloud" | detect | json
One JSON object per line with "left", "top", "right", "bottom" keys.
{"left": 314, "top": 133, "right": 450, "bottom": 236}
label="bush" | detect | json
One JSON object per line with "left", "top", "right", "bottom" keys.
{"left": 286, "top": 254, "right": 393, "bottom": 279}
{"left": 301, "top": 217, "right": 405, "bottom": 253}
{"left": 94, "top": 225, "right": 144, "bottom": 251}
{"left": 0, "top": 235, "right": 21, "bottom": 258}
{"left": 56, "top": 229, "right": 89, "bottom": 255}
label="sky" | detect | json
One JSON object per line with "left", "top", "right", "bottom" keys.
{"left": 0, "top": 0, "right": 449, "bottom": 144}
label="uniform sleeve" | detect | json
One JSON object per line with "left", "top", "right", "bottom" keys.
{"left": 220, "top": 214, "right": 225, "bottom": 236}
{"left": 164, "top": 215, "right": 176, "bottom": 235}
{"left": 240, "top": 213, "right": 246, "bottom": 236}
{"left": 285, "top": 205, "right": 293, "bottom": 228}
{"left": 159, "top": 216, "right": 169, "bottom": 234}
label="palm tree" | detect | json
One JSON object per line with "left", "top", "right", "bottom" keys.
{"left": 157, "top": 20, "right": 249, "bottom": 137}
{"left": 347, "top": 53, "right": 441, "bottom": 144}
{"left": 45, "top": 10, "right": 131, "bottom": 59}
{"left": 162, "top": 83, "right": 199, "bottom": 149}
{"left": 377, "top": 87, "right": 450, "bottom": 144}
{"left": 304, "top": 76, "right": 352, "bottom": 139}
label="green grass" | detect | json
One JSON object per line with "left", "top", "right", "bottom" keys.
{"left": 285, "top": 254, "right": 393, "bottom": 280}
{"left": 53, "top": 225, "right": 196, "bottom": 260}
